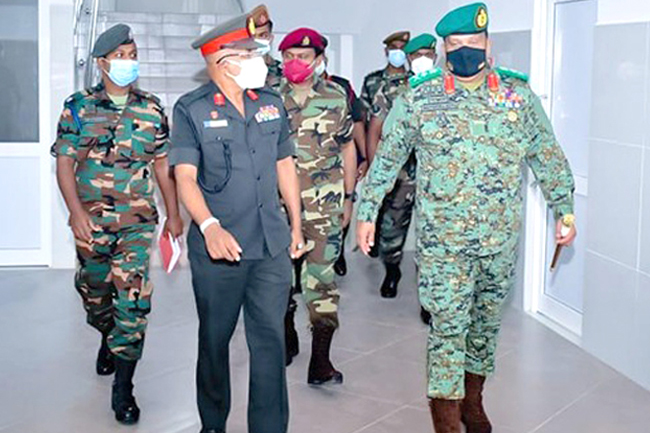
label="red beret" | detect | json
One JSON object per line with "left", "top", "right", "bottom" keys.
{"left": 279, "top": 28, "right": 325, "bottom": 53}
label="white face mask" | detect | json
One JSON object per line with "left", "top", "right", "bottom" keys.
{"left": 227, "top": 56, "right": 269, "bottom": 90}
{"left": 411, "top": 56, "right": 435, "bottom": 75}
{"left": 314, "top": 59, "right": 326, "bottom": 76}
{"left": 255, "top": 38, "right": 272, "bottom": 55}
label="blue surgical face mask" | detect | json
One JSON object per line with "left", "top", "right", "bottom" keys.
{"left": 106, "top": 59, "right": 139, "bottom": 87}
{"left": 387, "top": 49, "right": 406, "bottom": 68}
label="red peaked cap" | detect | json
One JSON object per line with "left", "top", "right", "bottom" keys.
{"left": 279, "top": 27, "right": 326, "bottom": 54}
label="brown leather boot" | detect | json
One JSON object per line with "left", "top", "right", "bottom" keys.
{"left": 429, "top": 399, "right": 461, "bottom": 433}
{"left": 461, "top": 372, "right": 492, "bottom": 433}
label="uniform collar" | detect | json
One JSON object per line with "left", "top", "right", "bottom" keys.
{"left": 92, "top": 82, "right": 141, "bottom": 107}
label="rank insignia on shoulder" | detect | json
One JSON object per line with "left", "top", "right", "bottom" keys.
{"left": 489, "top": 88, "right": 523, "bottom": 109}
{"left": 409, "top": 68, "right": 443, "bottom": 89}
{"left": 255, "top": 105, "right": 281, "bottom": 123}
{"left": 494, "top": 66, "right": 529, "bottom": 83}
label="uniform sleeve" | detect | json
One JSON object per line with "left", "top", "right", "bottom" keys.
{"left": 523, "top": 87, "right": 575, "bottom": 219}
{"left": 154, "top": 107, "right": 171, "bottom": 158}
{"left": 169, "top": 102, "right": 201, "bottom": 167}
{"left": 50, "top": 103, "right": 81, "bottom": 160}
{"left": 371, "top": 85, "right": 390, "bottom": 122}
{"left": 358, "top": 93, "right": 418, "bottom": 222}
{"left": 351, "top": 97, "right": 365, "bottom": 123}
{"left": 277, "top": 104, "right": 295, "bottom": 160}
{"left": 335, "top": 101, "right": 354, "bottom": 146}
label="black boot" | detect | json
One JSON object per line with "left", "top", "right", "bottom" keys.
{"left": 380, "top": 263, "right": 401, "bottom": 298}
{"left": 420, "top": 307, "right": 432, "bottom": 325}
{"left": 307, "top": 324, "right": 343, "bottom": 385}
{"left": 334, "top": 251, "right": 347, "bottom": 276}
{"left": 96, "top": 333, "right": 115, "bottom": 376}
{"left": 112, "top": 358, "right": 140, "bottom": 425}
{"left": 285, "top": 296, "right": 300, "bottom": 366}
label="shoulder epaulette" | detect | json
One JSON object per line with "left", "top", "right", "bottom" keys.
{"left": 494, "top": 66, "right": 529, "bottom": 83}
{"left": 178, "top": 83, "right": 212, "bottom": 107}
{"left": 409, "top": 68, "right": 442, "bottom": 89}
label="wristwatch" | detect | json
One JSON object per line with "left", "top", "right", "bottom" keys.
{"left": 344, "top": 191, "right": 358, "bottom": 203}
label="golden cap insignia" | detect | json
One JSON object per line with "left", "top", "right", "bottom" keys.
{"left": 476, "top": 8, "right": 488, "bottom": 29}
{"left": 302, "top": 36, "right": 310, "bottom": 46}
{"left": 248, "top": 18, "right": 256, "bottom": 36}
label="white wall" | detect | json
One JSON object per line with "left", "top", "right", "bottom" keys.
{"left": 597, "top": 0, "right": 650, "bottom": 25}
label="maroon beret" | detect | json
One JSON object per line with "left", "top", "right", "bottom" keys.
{"left": 279, "top": 27, "right": 325, "bottom": 53}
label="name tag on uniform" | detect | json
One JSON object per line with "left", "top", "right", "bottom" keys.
{"left": 255, "top": 105, "right": 281, "bottom": 123}
{"left": 203, "top": 119, "right": 229, "bottom": 128}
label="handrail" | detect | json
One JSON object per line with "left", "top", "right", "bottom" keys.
{"left": 83, "top": 0, "right": 101, "bottom": 89}
{"left": 72, "top": 0, "right": 84, "bottom": 36}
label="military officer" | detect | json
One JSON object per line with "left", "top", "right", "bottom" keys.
{"left": 368, "top": 34, "right": 437, "bottom": 309}
{"left": 51, "top": 24, "right": 183, "bottom": 425}
{"left": 319, "top": 35, "right": 368, "bottom": 276}
{"left": 278, "top": 28, "right": 357, "bottom": 382}
{"left": 357, "top": 4, "right": 577, "bottom": 433}
{"left": 250, "top": 4, "right": 283, "bottom": 89}
{"left": 170, "top": 12, "right": 305, "bottom": 433}
{"left": 361, "top": 30, "right": 411, "bottom": 257}
{"left": 360, "top": 30, "right": 411, "bottom": 121}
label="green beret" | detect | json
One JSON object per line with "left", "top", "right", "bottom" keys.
{"left": 91, "top": 24, "right": 134, "bottom": 58}
{"left": 436, "top": 3, "right": 489, "bottom": 39}
{"left": 404, "top": 33, "right": 437, "bottom": 54}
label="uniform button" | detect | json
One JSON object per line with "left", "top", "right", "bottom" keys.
{"left": 252, "top": 149, "right": 256, "bottom": 154}
{"left": 257, "top": 176, "right": 261, "bottom": 181}
{"left": 259, "top": 203, "right": 263, "bottom": 208}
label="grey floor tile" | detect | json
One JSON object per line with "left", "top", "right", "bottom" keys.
{"left": 1, "top": 254, "right": 649, "bottom": 432}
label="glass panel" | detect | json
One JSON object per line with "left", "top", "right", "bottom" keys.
{"left": 0, "top": 0, "right": 39, "bottom": 143}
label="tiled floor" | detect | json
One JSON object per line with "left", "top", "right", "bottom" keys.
{"left": 1, "top": 252, "right": 649, "bottom": 433}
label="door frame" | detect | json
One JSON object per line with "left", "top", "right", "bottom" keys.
{"left": 0, "top": 0, "right": 52, "bottom": 267}
{"left": 526, "top": 0, "right": 592, "bottom": 337}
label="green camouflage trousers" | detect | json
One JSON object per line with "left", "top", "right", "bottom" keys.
{"left": 75, "top": 224, "right": 155, "bottom": 361}
{"left": 378, "top": 153, "right": 416, "bottom": 265}
{"left": 419, "top": 243, "right": 518, "bottom": 399}
{"left": 300, "top": 216, "right": 343, "bottom": 329}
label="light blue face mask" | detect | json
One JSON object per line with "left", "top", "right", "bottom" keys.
{"left": 387, "top": 49, "right": 407, "bottom": 68}
{"left": 106, "top": 59, "right": 139, "bottom": 87}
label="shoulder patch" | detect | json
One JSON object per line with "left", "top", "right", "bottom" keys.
{"left": 495, "top": 66, "right": 529, "bottom": 83}
{"left": 409, "top": 68, "right": 443, "bottom": 89}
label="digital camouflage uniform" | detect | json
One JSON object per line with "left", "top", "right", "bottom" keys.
{"left": 372, "top": 73, "right": 417, "bottom": 265}
{"left": 51, "top": 83, "right": 169, "bottom": 361}
{"left": 279, "top": 76, "right": 354, "bottom": 329}
{"left": 358, "top": 67, "right": 575, "bottom": 399}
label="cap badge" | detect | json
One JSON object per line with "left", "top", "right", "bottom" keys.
{"left": 302, "top": 36, "right": 310, "bottom": 46}
{"left": 248, "top": 18, "right": 256, "bottom": 36}
{"left": 476, "top": 7, "right": 488, "bottom": 29}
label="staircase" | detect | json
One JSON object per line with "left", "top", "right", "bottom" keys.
{"left": 75, "top": 10, "right": 238, "bottom": 115}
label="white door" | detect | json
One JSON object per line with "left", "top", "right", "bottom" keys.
{"left": 0, "top": 0, "right": 52, "bottom": 266}
{"left": 527, "top": 0, "right": 596, "bottom": 336}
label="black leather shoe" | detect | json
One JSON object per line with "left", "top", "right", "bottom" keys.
{"left": 380, "top": 263, "right": 401, "bottom": 298}
{"left": 420, "top": 307, "right": 432, "bottom": 325}
{"left": 96, "top": 335, "right": 115, "bottom": 376}
{"left": 112, "top": 358, "right": 140, "bottom": 425}
{"left": 334, "top": 252, "right": 347, "bottom": 276}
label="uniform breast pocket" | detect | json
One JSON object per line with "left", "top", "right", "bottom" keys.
{"left": 199, "top": 136, "right": 232, "bottom": 193}
{"left": 257, "top": 120, "right": 281, "bottom": 159}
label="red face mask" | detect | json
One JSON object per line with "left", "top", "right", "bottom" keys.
{"left": 283, "top": 58, "right": 314, "bottom": 84}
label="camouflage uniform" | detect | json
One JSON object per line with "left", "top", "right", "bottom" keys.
{"left": 372, "top": 74, "right": 416, "bottom": 265}
{"left": 360, "top": 68, "right": 410, "bottom": 122}
{"left": 358, "top": 68, "right": 575, "bottom": 399}
{"left": 279, "top": 76, "right": 354, "bottom": 329}
{"left": 51, "top": 83, "right": 169, "bottom": 361}
{"left": 266, "top": 56, "right": 283, "bottom": 90}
